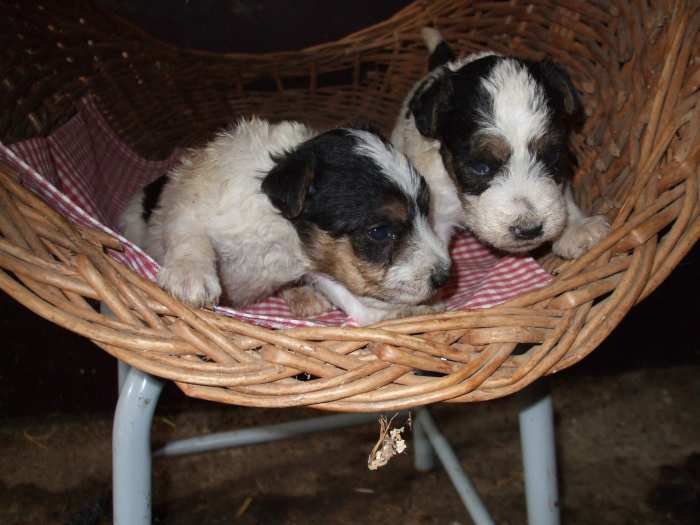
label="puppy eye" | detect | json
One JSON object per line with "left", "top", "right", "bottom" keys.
{"left": 367, "top": 225, "right": 397, "bottom": 242}
{"left": 469, "top": 161, "right": 492, "bottom": 176}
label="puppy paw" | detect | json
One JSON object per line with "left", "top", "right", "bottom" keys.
{"left": 157, "top": 259, "right": 221, "bottom": 307}
{"left": 553, "top": 215, "right": 610, "bottom": 259}
{"left": 282, "top": 285, "right": 334, "bottom": 318}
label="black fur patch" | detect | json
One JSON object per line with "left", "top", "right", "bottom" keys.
{"left": 263, "top": 149, "right": 316, "bottom": 219}
{"left": 264, "top": 128, "right": 427, "bottom": 267}
{"left": 525, "top": 57, "right": 584, "bottom": 183}
{"left": 416, "top": 176, "right": 431, "bottom": 217}
{"left": 527, "top": 58, "right": 584, "bottom": 131}
{"left": 141, "top": 175, "right": 169, "bottom": 222}
{"left": 429, "top": 41, "right": 456, "bottom": 71}
{"left": 529, "top": 135, "right": 576, "bottom": 185}
{"left": 437, "top": 55, "right": 502, "bottom": 195}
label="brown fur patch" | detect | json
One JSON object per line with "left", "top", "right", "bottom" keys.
{"left": 380, "top": 196, "right": 409, "bottom": 223}
{"left": 281, "top": 285, "right": 333, "bottom": 318}
{"left": 306, "top": 228, "right": 388, "bottom": 298}
{"left": 477, "top": 134, "right": 512, "bottom": 162}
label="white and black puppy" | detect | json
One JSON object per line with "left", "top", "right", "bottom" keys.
{"left": 391, "top": 28, "right": 609, "bottom": 258}
{"left": 119, "top": 117, "right": 451, "bottom": 326}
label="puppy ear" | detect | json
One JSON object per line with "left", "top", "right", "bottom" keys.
{"left": 262, "top": 149, "right": 316, "bottom": 219}
{"left": 533, "top": 58, "right": 585, "bottom": 131}
{"left": 408, "top": 73, "right": 453, "bottom": 139}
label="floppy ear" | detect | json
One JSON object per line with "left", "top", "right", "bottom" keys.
{"left": 533, "top": 58, "right": 585, "bottom": 131}
{"left": 262, "top": 149, "right": 316, "bottom": 219}
{"left": 408, "top": 72, "right": 453, "bottom": 139}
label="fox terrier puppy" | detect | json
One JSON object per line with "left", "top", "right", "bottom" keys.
{"left": 119, "top": 118, "right": 451, "bottom": 326}
{"left": 391, "top": 28, "right": 610, "bottom": 258}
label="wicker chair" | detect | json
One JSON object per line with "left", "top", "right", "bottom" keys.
{"left": 2, "top": 0, "right": 698, "bottom": 412}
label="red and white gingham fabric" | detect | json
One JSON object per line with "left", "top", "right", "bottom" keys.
{"left": 0, "top": 96, "right": 552, "bottom": 328}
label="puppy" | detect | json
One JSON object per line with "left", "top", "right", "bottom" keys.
{"left": 118, "top": 117, "right": 451, "bottom": 326}
{"left": 391, "top": 28, "right": 610, "bottom": 258}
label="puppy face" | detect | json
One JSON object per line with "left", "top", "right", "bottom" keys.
{"left": 262, "top": 127, "right": 451, "bottom": 305}
{"left": 409, "top": 54, "right": 583, "bottom": 252}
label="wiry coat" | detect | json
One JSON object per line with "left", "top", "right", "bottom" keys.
{"left": 391, "top": 28, "right": 609, "bottom": 258}
{"left": 120, "top": 118, "right": 451, "bottom": 325}
{"left": 121, "top": 119, "right": 314, "bottom": 307}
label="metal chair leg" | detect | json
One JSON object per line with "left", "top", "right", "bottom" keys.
{"left": 154, "top": 412, "right": 383, "bottom": 457}
{"left": 413, "top": 412, "right": 435, "bottom": 472}
{"left": 112, "top": 365, "right": 164, "bottom": 525}
{"left": 415, "top": 408, "right": 495, "bottom": 525}
{"left": 519, "top": 383, "right": 560, "bottom": 525}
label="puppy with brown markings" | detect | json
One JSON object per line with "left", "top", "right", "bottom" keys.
{"left": 118, "top": 117, "right": 451, "bottom": 326}
{"left": 391, "top": 28, "right": 610, "bottom": 258}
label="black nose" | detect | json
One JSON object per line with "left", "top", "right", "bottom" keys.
{"left": 510, "top": 223, "right": 544, "bottom": 241}
{"left": 430, "top": 265, "right": 451, "bottom": 289}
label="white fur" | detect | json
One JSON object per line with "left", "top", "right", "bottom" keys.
{"left": 119, "top": 117, "right": 449, "bottom": 325}
{"left": 350, "top": 129, "right": 420, "bottom": 200}
{"left": 309, "top": 273, "right": 444, "bottom": 326}
{"left": 479, "top": 59, "right": 549, "bottom": 147}
{"left": 384, "top": 214, "right": 449, "bottom": 302}
{"left": 120, "top": 118, "right": 313, "bottom": 308}
{"left": 552, "top": 184, "right": 610, "bottom": 258}
{"left": 118, "top": 191, "right": 148, "bottom": 247}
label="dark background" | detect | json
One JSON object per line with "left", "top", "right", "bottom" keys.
{"left": 96, "top": 0, "right": 413, "bottom": 52}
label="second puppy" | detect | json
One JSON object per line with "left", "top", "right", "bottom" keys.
{"left": 391, "top": 28, "right": 610, "bottom": 258}
{"left": 119, "top": 118, "right": 451, "bottom": 326}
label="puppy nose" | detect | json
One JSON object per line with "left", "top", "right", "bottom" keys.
{"left": 430, "top": 265, "right": 451, "bottom": 289}
{"left": 510, "top": 223, "right": 543, "bottom": 241}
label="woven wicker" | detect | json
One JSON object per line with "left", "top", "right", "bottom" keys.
{"left": 1, "top": 0, "right": 698, "bottom": 411}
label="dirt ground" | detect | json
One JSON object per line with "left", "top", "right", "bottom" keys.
{"left": 1, "top": 243, "right": 699, "bottom": 525}
{"left": 1, "top": 366, "right": 699, "bottom": 524}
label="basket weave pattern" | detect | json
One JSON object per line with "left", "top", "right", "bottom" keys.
{"left": 1, "top": 0, "right": 698, "bottom": 411}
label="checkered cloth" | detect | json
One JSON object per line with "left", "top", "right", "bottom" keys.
{"left": 1, "top": 96, "right": 552, "bottom": 328}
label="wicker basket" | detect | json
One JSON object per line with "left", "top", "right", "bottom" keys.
{"left": 1, "top": 0, "right": 698, "bottom": 411}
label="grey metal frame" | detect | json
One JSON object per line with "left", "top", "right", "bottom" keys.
{"left": 112, "top": 363, "right": 559, "bottom": 524}
{"left": 113, "top": 364, "right": 162, "bottom": 525}
{"left": 519, "top": 385, "right": 560, "bottom": 524}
